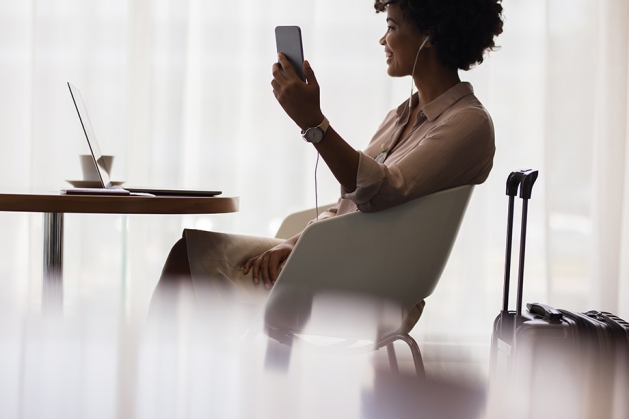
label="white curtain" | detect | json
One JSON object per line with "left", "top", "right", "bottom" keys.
{"left": 4, "top": 0, "right": 629, "bottom": 416}
{"left": 1, "top": 0, "right": 629, "bottom": 352}
{"left": 593, "top": 0, "right": 629, "bottom": 317}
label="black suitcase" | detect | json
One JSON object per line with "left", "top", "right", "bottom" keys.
{"left": 488, "top": 169, "right": 629, "bottom": 419}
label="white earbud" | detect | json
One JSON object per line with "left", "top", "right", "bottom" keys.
{"left": 405, "top": 35, "right": 431, "bottom": 117}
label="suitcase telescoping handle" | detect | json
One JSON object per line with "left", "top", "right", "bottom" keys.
{"left": 502, "top": 169, "right": 538, "bottom": 317}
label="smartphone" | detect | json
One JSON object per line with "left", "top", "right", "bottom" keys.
{"left": 275, "top": 26, "right": 305, "bottom": 82}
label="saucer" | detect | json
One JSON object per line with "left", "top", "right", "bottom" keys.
{"left": 65, "top": 180, "right": 125, "bottom": 188}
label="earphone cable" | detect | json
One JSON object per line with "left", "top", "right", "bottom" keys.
{"left": 311, "top": 38, "right": 426, "bottom": 221}
{"left": 314, "top": 151, "right": 320, "bottom": 221}
{"left": 379, "top": 35, "right": 429, "bottom": 160}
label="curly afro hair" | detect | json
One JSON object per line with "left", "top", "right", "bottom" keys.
{"left": 374, "top": 0, "right": 504, "bottom": 71}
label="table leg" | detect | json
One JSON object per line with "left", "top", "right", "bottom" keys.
{"left": 43, "top": 212, "right": 64, "bottom": 309}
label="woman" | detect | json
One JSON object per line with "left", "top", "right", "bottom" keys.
{"left": 155, "top": 0, "right": 504, "bottom": 316}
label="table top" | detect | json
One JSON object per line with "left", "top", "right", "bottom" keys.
{"left": 0, "top": 193, "right": 239, "bottom": 215}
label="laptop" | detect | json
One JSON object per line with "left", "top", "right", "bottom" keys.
{"left": 63, "top": 82, "right": 222, "bottom": 197}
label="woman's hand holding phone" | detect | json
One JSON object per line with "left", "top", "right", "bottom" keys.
{"left": 272, "top": 53, "right": 324, "bottom": 131}
{"left": 273, "top": 26, "right": 324, "bottom": 130}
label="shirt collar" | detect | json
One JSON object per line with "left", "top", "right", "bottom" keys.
{"left": 395, "top": 82, "right": 474, "bottom": 122}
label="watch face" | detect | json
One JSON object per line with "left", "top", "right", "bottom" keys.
{"left": 305, "top": 127, "right": 324, "bottom": 143}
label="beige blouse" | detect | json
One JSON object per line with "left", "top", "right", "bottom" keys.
{"left": 319, "top": 81, "right": 495, "bottom": 220}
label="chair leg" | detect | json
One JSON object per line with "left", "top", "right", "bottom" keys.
{"left": 264, "top": 338, "right": 292, "bottom": 372}
{"left": 386, "top": 343, "right": 399, "bottom": 374}
{"left": 380, "top": 333, "right": 426, "bottom": 379}
{"left": 398, "top": 333, "right": 426, "bottom": 379}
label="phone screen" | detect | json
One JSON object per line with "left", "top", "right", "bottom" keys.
{"left": 275, "top": 26, "right": 305, "bottom": 82}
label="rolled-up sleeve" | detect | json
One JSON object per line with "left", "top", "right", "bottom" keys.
{"left": 340, "top": 151, "right": 386, "bottom": 205}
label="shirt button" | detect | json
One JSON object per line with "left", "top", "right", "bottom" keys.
{"left": 419, "top": 111, "right": 425, "bottom": 118}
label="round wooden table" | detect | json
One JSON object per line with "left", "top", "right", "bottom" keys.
{"left": 0, "top": 192, "right": 239, "bottom": 308}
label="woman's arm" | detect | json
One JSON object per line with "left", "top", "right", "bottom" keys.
{"left": 246, "top": 55, "right": 364, "bottom": 288}
{"left": 271, "top": 53, "right": 359, "bottom": 193}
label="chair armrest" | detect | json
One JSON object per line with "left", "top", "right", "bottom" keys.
{"left": 275, "top": 186, "right": 473, "bottom": 303}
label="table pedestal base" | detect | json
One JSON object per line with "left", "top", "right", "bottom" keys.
{"left": 43, "top": 212, "right": 63, "bottom": 309}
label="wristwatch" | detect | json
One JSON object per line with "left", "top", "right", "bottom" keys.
{"left": 301, "top": 116, "right": 329, "bottom": 144}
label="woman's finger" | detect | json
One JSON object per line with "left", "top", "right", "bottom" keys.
{"left": 271, "top": 79, "right": 281, "bottom": 94}
{"left": 269, "top": 251, "right": 282, "bottom": 282}
{"left": 243, "top": 256, "right": 255, "bottom": 275}
{"left": 271, "top": 62, "right": 286, "bottom": 82}
{"left": 259, "top": 253, "right": 271, "bottom": 288}
{"left": 277, "top": 53, "right": 298, "bottom": 80}
{"left": 303, "top": 60, "right": 318, "bottom": 87}
{"left": 251, "top": 255, "right": 264, "bottom": 284}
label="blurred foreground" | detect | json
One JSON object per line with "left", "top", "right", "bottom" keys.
{"left": 0, "top": 296, "right": 486, "bottom": 419}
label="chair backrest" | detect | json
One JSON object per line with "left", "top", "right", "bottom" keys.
{"left": 274, "top": 203, "right": 336, "bottom": 239}
{"left": 263, "top": 185, "right": 474, "bottom": 337}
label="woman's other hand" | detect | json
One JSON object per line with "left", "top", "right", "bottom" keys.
{"left": 243, "top": 240, "right": 295, "bottom": 289}
{"left": 271, "top": 53, "right": 325, "bottom": 130}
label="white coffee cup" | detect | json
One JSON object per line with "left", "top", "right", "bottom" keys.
{"left": 80, "top": 154, "right": 114, "bottom": 181}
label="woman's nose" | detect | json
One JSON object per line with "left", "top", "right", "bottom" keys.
{"left": 379, "top": 35, "right": 385, "bottom": 46}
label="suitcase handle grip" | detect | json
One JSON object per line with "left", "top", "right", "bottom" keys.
{"left": 520, "top": 171, "right": 538, "bottom": 199}
{"left": 506, "top": 169, "right": 533, "bottom": 197}
{"left": 527, "top": 302, "right": 563, "bottom": 322}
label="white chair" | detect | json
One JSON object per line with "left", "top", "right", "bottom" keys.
{"left": 274, "top": 203, "right": 336, "bottom": 239}
{"left": 262, "top": 185, "right": 474, "bottom": 377}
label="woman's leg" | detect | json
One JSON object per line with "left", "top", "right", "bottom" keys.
{"left": 184, "top": 230, "right": 283, "bottom": 304}
{"left": 150, "top": 230, "right": 283, "bottom": 329}
{"left": 148, "top": 237, "right": 194, "bottom": 319}
{"left": 159, "top": 237, "right": 192, "bottom": 283}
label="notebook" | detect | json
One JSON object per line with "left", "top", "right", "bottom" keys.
{"left": 63, "top": 82, "right": 222, "bottom": 197}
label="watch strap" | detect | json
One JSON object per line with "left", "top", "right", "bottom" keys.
{"left": 301, "top": 116, "right": 329, "bottom": 136}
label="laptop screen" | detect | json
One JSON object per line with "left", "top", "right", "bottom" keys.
{"left": 67, "top": 82, "right": 112, "bottom": 188}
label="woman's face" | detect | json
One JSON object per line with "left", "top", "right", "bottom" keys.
{"left": 379, "top": 4, "right": 426, "bottom": 78}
